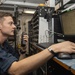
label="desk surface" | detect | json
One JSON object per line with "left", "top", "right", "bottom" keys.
{"left": 30, "top": 43, "right": 75, "bottom": 74}
{"left": 53, "top": 57, "right": 75, "bottom": 74}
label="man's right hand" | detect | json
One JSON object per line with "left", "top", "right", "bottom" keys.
{"left": 48, "top": 41, "right": 75, "bottom": 54}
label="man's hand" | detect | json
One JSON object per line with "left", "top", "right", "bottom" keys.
{"left": 49, "top": 41, "right": 75, "bottom": 54}
{"left": 23, "top": 34, "right": 28, "bottom": 42}
{"left": 21, "top": 34, "right": 29, "bottom": 50}
{"left": 19, "top": 34, "right": 29, "bottom": 54}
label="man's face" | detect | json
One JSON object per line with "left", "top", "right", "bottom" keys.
{"left": 0, "top": 16, "right": 16, "bottom": 36}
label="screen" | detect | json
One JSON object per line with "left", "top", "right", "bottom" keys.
{"left": 61, "top": 10, "right": 75, "bottom": 36}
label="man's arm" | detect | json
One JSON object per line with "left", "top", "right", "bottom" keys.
{"left": 8, "top": 41, "right": 75, "bottom": 75}
{"left": 8, "top": 48, "right": 53, "bottom": 75}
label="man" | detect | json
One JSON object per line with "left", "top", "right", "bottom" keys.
{"left": 0, "top": 12, "right": 75, "bottom": 75}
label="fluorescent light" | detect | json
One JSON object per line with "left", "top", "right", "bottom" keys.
{"left": 23, "top": 9, "right": 35, "bottom": 14}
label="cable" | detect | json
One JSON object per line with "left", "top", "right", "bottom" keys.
{"left": 45, "top": 30, "right": 64, "bottom": 38}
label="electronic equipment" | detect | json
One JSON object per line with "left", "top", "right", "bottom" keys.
{"left": 55, "top": 0, "right": 75, "bottom": 11}
{"left": 45, "top": 0, "right": 55, "bottom": 7}
{"left": 60, "top": 10, "right": 75, "bottom": 36}
{"left": 55, "top": 0, "right": 60, "bottom": 5}
{"left": 38, "top": 15, "right": 63, "bottom": 48}
{"left": 21, "top": 32, "right": 27, "bottom": 47}
{"left": 55, "top": 0, "right": 62, "bottom": 11}
{"left": 58, "top": 10, "right": 75, "bottom": 59}
{"left": 62, "top": 0, "right": 75, "bottom": 5}
{"left": 30, "top": 6, "right": 54, "bottom": 44}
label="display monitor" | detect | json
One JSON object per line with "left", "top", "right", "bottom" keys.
{"left": 58, "top": 10, "right": 75, "bottom": 59}
{"left": 60, "top": 10, "right": 75, "bottom": 36}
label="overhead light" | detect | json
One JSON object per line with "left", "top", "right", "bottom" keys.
{"left": 23, "top": 9, "right": 35, "bottom": 14}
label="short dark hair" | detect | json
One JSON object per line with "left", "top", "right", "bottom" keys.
{"left": 0, "top": 12, "right": 13, "bottom": 19}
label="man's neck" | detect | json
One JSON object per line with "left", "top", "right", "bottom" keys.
{"left": 0, "top": 33, "right": 8, "bottom": 44}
